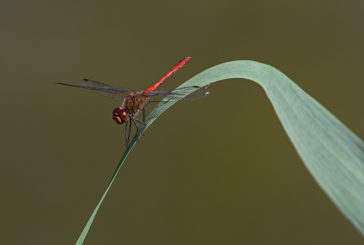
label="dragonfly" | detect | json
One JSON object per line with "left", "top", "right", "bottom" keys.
{"left": 57, "top": 57, "right": 209, "bottom": 146}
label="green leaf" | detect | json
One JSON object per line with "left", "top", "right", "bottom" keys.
{"left": 76, "top": 60, "right": 364, "bottom": 244}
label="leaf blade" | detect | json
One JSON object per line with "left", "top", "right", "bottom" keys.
{"left": 76, "top": 60, "right": 364, "bottom": 244}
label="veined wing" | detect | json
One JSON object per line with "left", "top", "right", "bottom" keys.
{"left": 146, "top": 85, "right": 210, "bottom": 101}
{"left": 57, "top": 79, "right": 131, "bottom": 102}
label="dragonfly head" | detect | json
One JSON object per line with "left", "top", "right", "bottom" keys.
{"left": 113, "top": 107, "right": 129, "bottom": 124}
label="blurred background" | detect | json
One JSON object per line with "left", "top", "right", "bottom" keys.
{"left": 1, "top": 0, "right": 364, "bottom": 244}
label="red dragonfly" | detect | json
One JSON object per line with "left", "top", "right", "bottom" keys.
{"left": 57, "top": 57, "right": 209, "bottom": 145}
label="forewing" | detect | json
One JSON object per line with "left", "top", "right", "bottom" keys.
{"left": 57, "top": 79, "right": 130, "bottom": 102}
{"left": 147, "top": 85, "right": 210, "bottom": 101}
{"left": 182, "top": 85, "right": 210, "bottom": 101}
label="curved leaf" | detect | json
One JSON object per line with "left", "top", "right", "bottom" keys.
{"left": 76, "top": 60, "right": 364, "bottom": 244}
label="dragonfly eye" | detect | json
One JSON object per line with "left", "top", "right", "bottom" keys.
{"left": 112, "top": 107, "right": 129, "bottom": 124}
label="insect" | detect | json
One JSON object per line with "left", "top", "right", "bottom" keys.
{"left": 57, "top": 57, "right": 209, "bottom": 145}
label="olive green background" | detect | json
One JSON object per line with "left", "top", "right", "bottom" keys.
{"left": 1, "top": 0, "right": 364, "bottom": 244}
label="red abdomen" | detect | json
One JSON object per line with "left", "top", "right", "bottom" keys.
{"left": 143, "top": 57, "right": 191, "bottom": 93}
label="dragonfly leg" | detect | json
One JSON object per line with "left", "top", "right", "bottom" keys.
{"left": 124, "top": 120, "right": 132, "bottom": 147}
{"left": 124, "top": 120, "right": 128, "bottom": 147}
{"left": 142, "top": 108, "right": 145, "bottom": 122}
{"left": 134, "top": 118, "right": 146, "bottom": 127}
{"left": 131, "top": 117, "right": 142, "bottom": 141}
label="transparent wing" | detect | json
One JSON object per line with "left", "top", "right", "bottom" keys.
{"left": 147, "top": 85, "right": 210, "bottom": 101}
{"left": 182, "top": 85, "right": 210, "bottom": 101}
{"left": 57, "top": 79, "right": 131, "bottom": 102}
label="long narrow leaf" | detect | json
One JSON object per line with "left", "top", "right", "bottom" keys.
{"left": 76, "top": 60, "right": 364, "bottom": 244}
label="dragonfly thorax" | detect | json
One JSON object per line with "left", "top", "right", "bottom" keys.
{"left": 113, "top": 107, "right": 129, "bottom": 124}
